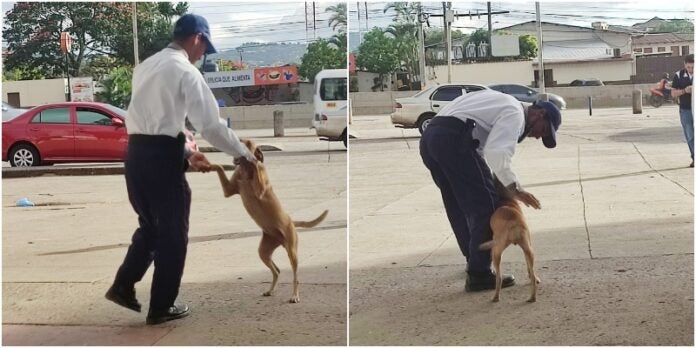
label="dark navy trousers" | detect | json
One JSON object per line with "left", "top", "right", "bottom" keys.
{"left": 114, "top": 133, "right": 191, "bottom": 312}
{"left": 419, "top": 117, "right": 498, "bottom": 274}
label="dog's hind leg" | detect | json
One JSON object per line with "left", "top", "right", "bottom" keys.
{"left": 491, "top": 246, "right": 503, "bottom": 302}
{"left": 520, "top": 236, "right": 538, "bottom": 303}
{"left": 259, "top": 233, "right": 281, "bottom": 297}
{"left": 284, "top": 228, "right": 300, "bottom": 303}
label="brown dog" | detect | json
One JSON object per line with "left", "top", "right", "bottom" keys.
{"left": 480, "top": 178, "right": 540, "bottom": 303}
{"left": 211, "top": 139, "right": 328, "bottom": 303}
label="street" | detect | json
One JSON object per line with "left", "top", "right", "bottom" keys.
{"left": 2, "top": 129, "right": 348, "bottom": 345}
{"left": 348, "top": 105, "right": 693, "bottom": 345}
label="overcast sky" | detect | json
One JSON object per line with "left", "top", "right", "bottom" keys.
{"left": 351, "top": 1, "right": 694, "bottom": 35}
{"left": 1, "top": 1, "right": 694, "bottom": 52}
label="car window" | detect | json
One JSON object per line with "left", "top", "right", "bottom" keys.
{"left": 432, "top": 87, "right": 463, "bottom": 101}
{"left": 320, "top": 78, "right": 347, "bottom": 101}
{"left": 31, "top": 108, "right": 71, "bottom": 124}
{"left": 77, "top": 108, "right": 113, "bottom": 125}
{"left": 463, "top": 86, "right": 485, "bottom": 93}
{"left": 508, "top": 85, "right": 533, "bottom": 94}
{"left": 488, "top": 85, "right": 506, "bottom": 93}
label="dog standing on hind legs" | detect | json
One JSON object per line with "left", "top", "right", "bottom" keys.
{"left": 211, "top": 139, "right": 328, "bottom": 303}
{"left": 480, "top": 177, "right": 540, "bottom": 303}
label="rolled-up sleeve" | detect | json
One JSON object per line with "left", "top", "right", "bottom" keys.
{"left": 182, "top": 70, "right": 251, "bottom": 158}
{"left": 482, "top": 110, "right": 523, "bottom": 187}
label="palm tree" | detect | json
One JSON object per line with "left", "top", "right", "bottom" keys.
{"left": 383, "top": 2, "right": 420, "bottom": 88}
{"left": 326, "top": 3, "right": 346, "bottom": 33}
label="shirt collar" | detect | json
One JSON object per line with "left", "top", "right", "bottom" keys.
{"left": 167, "top": 42, "right": 189, "bottom": 60}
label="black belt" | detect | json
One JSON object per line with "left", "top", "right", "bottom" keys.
{"left": 128, "top": 133, "right": 185, "bottom": 147}
{"left": 429, "top": 116, "right": 476, "bottom": 132}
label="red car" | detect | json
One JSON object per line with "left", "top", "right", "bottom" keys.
{"left": 2, "top": 102, "right": 197, "bottom": 167}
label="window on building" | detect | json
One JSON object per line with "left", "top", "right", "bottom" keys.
{"left": 644, "top": 47, "right": 653, "bottom": 54}
{"left": 682, "top": 46, "right": 690, "bottom": 55}
{"left": 633, "top": 48, "right": 643, "bottom": 53}
{"left": 671, "top": 46, "right": 680, "bottom": 56}
{"left": 658, "top": 47, "right": 666, "bottom": 52}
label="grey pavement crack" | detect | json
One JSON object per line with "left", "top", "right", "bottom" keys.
{"left": 632, "top": 142, "right": 693, "bottom": 196}
{"left": 578, "top": 145, "right": 595, "bottom": 260}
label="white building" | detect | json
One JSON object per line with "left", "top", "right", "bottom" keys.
{"left": 632, "top": 33, "right": 693, "bottom": 57}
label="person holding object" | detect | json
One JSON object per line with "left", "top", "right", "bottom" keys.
{"left": 671, "top": 54, "right": 694, "bottom": 168}
{"left": 105, "top": 14, "right": 256, "bottom": 325}
{"left": 419, "top": 89, "right": 560, "bottom": 292}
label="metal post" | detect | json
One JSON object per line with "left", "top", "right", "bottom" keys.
{"left": 273, "top": 110, "right": 285, "bottom": 137}
{"left": 535, "top": 2, "right": 545, "bottom": 93}
{"left": 132, "top": 2, "right": 139, "bottom": 65}
{"left": 588, "top": 96, "right": 593, "bottom": 116}
{"left": 357, "top": 2, "right": 361, "bottom": 45}
{"left": 65, "top": 53, "right": 71, "bottom": 101}
{"left": 447, "top": 2, "right": 452, "bottom": 83}
{"left": 418, "top": 4, "right": 427, "bottom": 89}
{"left": 633, "top": 89, "right": 642, "bottom": 114}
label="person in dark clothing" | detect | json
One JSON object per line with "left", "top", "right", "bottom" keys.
{"left": 671, "top": 54, "right": 694, "bottom": 167}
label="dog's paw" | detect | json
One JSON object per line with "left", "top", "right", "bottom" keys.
{"left": 491, "top": 297, "right": 500, "bottom": 303}
{"left": 527, "top": 297, "right": 536, "bottom": 303}
{"left": 535, "top": 277, "right": 541, "bottom": 284}
{"left": 288, "top": 296, "right": 300, "bottom": 303}
{"left": 262, "top": 291, "right": 274, "bottom": 297}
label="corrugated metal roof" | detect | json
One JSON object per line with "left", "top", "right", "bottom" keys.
{"left": 633, "top": 33, "right": 694, "bottom": 45}
{"left": 539, "top": 39, "right": 615, "bottom": 62}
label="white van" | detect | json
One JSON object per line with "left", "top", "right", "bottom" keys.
{"left": 313, "top": 69, "right": 348, "bottom": 147}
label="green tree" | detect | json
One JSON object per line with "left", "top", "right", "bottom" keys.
{"left": 383, "top": 2, "right": 420, "bottom": 87}
{"left": 356, "top": 28, "right": 400, "bottom": 91}
{"left": 467, "top": 28, "right": 490, "bottom": 45}
{"left": 326, "top": 3, "right": 346, "bottom": 33}
{"left": 298, "top": 39, "right": 345, "bottom": 83}
{"left": 655, "top": 19, "right": 694, "bottom": 33}
{"left": 2, "top": 2, "right": 187, "bottom": 79}
{"left": 2, "top": 67, "right": 47, "bottom": 81}
{"left": 96, "top": 66, "right": 133, "bottom": 108}
{"left": 518, "top": 34, "right": 538, "bottom": 59}
{"left": 424, "top": 28, "right": 468, "bottom": 47}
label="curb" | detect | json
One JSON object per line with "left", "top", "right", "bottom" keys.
{"left": 199, "top": 144, "right": 282, "bottom": 153}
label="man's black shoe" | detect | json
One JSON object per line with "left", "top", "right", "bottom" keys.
{"left": 690, "top": 161, "right": 694, "bottom": 168}
{"left": 105, "top": 284, "right": 141, "bottom": 312}
{"left": 465, "top": 272, "right": 515, "bottom": 292}
{"left": 146, "top": 303, "right": 190, "bottom": 325}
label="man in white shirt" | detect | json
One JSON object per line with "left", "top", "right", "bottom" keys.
{"left": 105, "top": 14, "right": 255, "bottom": 325}
{"left": 419, "top": 89, "right": 560, "bottom": 292}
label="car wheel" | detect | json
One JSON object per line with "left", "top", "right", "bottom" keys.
{"left": 417, "top": 114, "right": 435, "bottom": 134}
{"left": 9, "top": 143, "right": 40, "bottom": 167}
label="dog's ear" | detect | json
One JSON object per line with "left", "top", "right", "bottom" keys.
{"left": 254, "top": 147, "right": 264, "bottom": 163}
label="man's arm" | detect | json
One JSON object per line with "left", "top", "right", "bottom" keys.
{"left": 181, "top": 70, "right": 254, "bottom": 161}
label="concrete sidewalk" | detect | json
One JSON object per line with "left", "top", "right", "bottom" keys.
{"left": 2, "top": 142, "right": 347, "bottom": 345}
{"left": 348, "top": 106, "right": 693, "bottom": 345}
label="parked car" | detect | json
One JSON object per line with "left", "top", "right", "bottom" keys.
{"left": 2, "top": 102, "right": 196, "bottom": 167}
{"left": 390, "top": 83, "right": 489, "bottom": 134}
{"left": 2, "top": 102, "right": 27, "bottom": 122}
{"left": 488, "top": 83, "right": 567, "bottom": 110}
{"left": 569, "top": 78, "right": 604, "bottom": 87}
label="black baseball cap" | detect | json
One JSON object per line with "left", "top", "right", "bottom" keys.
{"left": 533, "top": 100, "right": 562, "bottom": 148}
{"left": 173, "top": 14, "right": 217, "bottom": 54}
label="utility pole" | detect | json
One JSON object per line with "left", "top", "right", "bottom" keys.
{"left": 535, "top": 2, "right": 545, "bottom": 93}
{"left": 364, "top": 2, "right": 368, "bottom": 31}
{"left": 132, "top": 2, "right": 139, "bottom": 65}
{"left": 487, "top": 1, "right": 492, "bottom": 55}
{"left": 443, "top": 2, "right": 453, "bottom": 83}
{"left": 357, "top": 2, "right": 362, "bottom": 45}
{"left": 418, "top": 3, "right": 427, "bottom": 89}
{"left": 313, "top": 2, "right": 316, "bottom": 40}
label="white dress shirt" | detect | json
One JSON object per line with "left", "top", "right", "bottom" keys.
{"left": 127, "top": 43, "right": 251, "bottom": 159}
{"left": 435, "top": 89, "right": 526, "bottom": 187}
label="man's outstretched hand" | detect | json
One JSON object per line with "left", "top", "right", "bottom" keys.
{"left": 515, "top": 190, "right": 541, "bottom": 209}
{"left": 189, "top": 151, "right": 211, "bottom": 172}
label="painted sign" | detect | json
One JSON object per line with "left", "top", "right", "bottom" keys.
{"left": 253, "top": 66, "right": 298, "bottom": 85}
{"left": 204, "top": 70, "right": 254, "bottom": 88}
{"left": 70, "top": 77, "right": 94, "bottom": 102}
{"left": 203, "top": 65, "right": 298, "bottom": 88}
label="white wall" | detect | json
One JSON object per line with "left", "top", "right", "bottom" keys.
{"left": 353, "top": 71, "right": 394, "bottom": 92}
{"left": 431, "top": 60, "right": 535, "bottom": 85}
{"left": 503, "top": 22, "right": 633, "bottom": 55}
{"left": 542, "top": 59, "right": 634, "bottom": 84}
{"left": 634, "top": 42, "right": 693, "bottom": 56}
{"left": 220, "top": 104, "right": 314, "bottom": 129}
{"left": 2, "top": 79, "right": 67, "bottom": 107}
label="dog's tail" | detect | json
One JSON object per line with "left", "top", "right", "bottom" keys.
{"left": 293, "top": 210, "right": 329, "bottom": 228}
{"left": 479, "top": 240, "right": 495, "bottom": 250}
